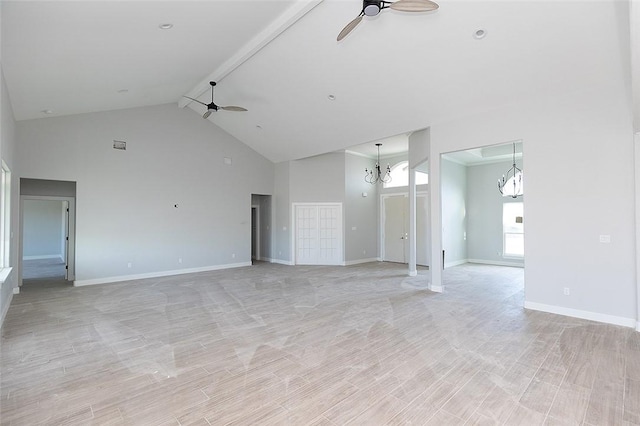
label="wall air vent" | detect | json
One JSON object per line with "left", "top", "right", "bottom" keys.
{"left": 113, "top": 140, "right": 126, "bottom": 150}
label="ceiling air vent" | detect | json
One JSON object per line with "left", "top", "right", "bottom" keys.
{"left": 113, "top": 140, "right": 126, "bottom": 150}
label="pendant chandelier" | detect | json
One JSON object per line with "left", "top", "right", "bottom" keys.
{"left": 497, "top": 142, "right": 523, "bottom": 198}
{"left": 365, "top": 143, "right": 391, "bottom": 184}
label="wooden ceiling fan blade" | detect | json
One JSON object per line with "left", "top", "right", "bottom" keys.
{"left": 221, "top": 106, "right": 248, "bottom": 112}
{"left": 203, "top": 110, "right": 213, "bottom": 119}
{"left": 337, "top": 15, "right": 363, "bottom": 41}
{"left": 389, "top": 0, "right": 439, "bottom": 12}
{"left": 183, "top": 96, "right": 208, "bottom": 107}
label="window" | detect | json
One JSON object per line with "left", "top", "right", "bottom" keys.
{"left": 384, "top": 161, "right": 429, "bottom": 189}
{"left": 0, "top": 162, "right": 11, "bottom": 269}
{"left": 503, "top": 202, "right": 524, "bottom": 257}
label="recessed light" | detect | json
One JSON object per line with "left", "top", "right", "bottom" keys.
{"left": 41, "top": 109, "right": 53, "bottom": 114}
{"left": 328, "top": 94, "right": 336, "bottom": 101}
{"left": 473, "top": 29, "right": 487, "bottom": 39}
{"left": 159, "top": 23, "right": 173, "bottom": 30}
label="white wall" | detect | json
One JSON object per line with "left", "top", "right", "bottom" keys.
{"left": 441, "top": 157, "right": 467, "bottom": 266}
{"left": 16, "top": 103, "right": 274, "bottom": 284}
{"left": 430, "top": 80, "right": 636, "bottom": 326}
{"left": 22, "top": 199, "right": 64, "bottom": 259}
{"left": 466, "top": 160, "right": 525, "bottom": 267}
{"left": 274, "top": 162, "right": 291, "bottom": 264}
{"left": 0, "top": 67, "right": 19, "bottom": 325}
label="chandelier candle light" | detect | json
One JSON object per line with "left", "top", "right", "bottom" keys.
{"left": 365, "top": 143, "right": 391, "bottom": 184}
{"left": 497, "top": 142, "right": 523, "bottom": 198}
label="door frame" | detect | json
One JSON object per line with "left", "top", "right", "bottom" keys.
{"left": 380, "top": 191, "right": 428, "bottom": 263}
{"left": 291, "top": 202, "right": 343, "bottom": 265}
{"left": 19, "top": 195, "right": 76, "bottom": 285}
{"left": 251, "top": 204, "right": 260, "bottom": 261}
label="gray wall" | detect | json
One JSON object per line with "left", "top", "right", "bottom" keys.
{"left": 21, "top": 178, "right": 76, "bottom": 197}
{"left": 274, "top": 162, "right": 290, "bottom": 263}
{"left": 16, "top": 103, "right": 274, "bottom": 283}
{"left": 23, "top": 199, "right": 64, "bottom": 259}
{"left": 289, "top": 152, "right": 345, "bottom": 203}
{"left": 344, "top": 152, "right": 378, "bottom": 262}
{"left": 430, "top": 74, "right": 635, "bottom": 323}
{"left": 441, "top": 158, "right": 467, "bottom": 266}
{"left": 466, "top": 160, "right": 524, "bottom": 266}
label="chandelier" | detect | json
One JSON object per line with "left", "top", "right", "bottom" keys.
{"left": 365, "top": 143, "right": 391, "bottom": 184}
{"left": 497, "top": 142, "right": 523, "bottom": 198}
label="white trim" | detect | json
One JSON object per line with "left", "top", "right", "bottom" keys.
{"left": 23, "top": 254, "right": 62, "bottom": 261}
{"left": 524, "top": 301, "right": 637, "bottom": 329}
{"left": 467, "top": 258, "right": 524, "bottom": 268}
{"left": 344, "top": 149, "right": 373, "bottom": 159}
{"left": 444, "top": 259, "right": 468, "bottom": 268}
{"left": 0, "top": 291, "right": 13, "bottom": 326}
{"left": 0, "top": 266, "right": 12, "bottom": 283}
{"left": 636, "top": 321, "right": 640, "bottom": 332}
{"left": 430, "top": 285, "right": 444, "bottom": 293}
{"left": 12, "top": 286, "right": 19, "bottom": 294}
{"left": 251, "top": 204, "right": 260, "bottom": 261}
{"left": 343, "top": 258, "right": 379, "bottom": 266}
{"left": 268, "top": 258, "right": 294, "bottom": 266}
{"left": 73, "top": 262, "right": 251, "bottom": 287}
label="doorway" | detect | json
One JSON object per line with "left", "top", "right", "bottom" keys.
{"left": 251, "top": 205, "right": 260, "bottom": 261}
{"left": 20, "top": 196, "right": 76, "bottom": 285}
{"left": 381, "top": 193, "right": 429, "bottom": 265}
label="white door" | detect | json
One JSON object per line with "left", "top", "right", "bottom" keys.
{"left": 295, "top": 204, "right": 342, "bottom": 265}
{"left": 383, "top": 195, "right": 407, "bottom": 263}
{"left": 383, "top": 194, "right": 429, "bottom": 266}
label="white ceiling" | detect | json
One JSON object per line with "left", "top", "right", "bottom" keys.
{"left": 2, "top": 0, "right": 638, "bottom": 163}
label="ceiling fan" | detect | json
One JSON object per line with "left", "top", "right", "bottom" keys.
{"left": 183, "top": 81, "right": 247, "bottom": 119}
{"left": 337, "top": 0, "right": 439, "bottom": 41}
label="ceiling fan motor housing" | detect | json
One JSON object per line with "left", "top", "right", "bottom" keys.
{"left": 363, "top": 0, "right": 383, "bottom": 16}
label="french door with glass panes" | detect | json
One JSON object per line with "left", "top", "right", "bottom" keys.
{"left": 294, "top": 203, "right": 343, "bottom": 265}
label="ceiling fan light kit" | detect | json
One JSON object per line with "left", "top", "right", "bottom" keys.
{"left": 183, "top": 81, "right": 247, "bottom": 119}
{"left": 338, "top": 0, "right": 439, "bottom": 41}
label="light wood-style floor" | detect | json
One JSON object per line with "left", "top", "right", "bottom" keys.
{"left": 1, "top": 262, "right": 639, "bottom": 425}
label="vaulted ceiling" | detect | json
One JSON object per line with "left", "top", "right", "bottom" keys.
{"left": 2, "top": 1, "right": 638, "bottom": 163}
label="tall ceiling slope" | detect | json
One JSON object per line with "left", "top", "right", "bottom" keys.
{"left": 1, "top": 0, "right": 295, "bottom": 120}
{"left": 2, "top": 1, "right": 636, "bottom": 163}
{"left": 203, "top": 0, "right": 633, "bottom": 162}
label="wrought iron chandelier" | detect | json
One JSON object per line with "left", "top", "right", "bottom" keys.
{"left": 365, "top": 143, "right": 391, "bottom": 184}
{"left": 497, "top": 142, "right": 523, "bottom": 198}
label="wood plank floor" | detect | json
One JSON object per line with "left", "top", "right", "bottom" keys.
{"left": 1, "top": 262, "right": 639, "bottom": 425}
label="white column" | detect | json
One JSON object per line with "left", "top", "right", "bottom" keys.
{"left": 635, "top": 132, "right": 640, "bottom": 332}
{"left": 408, "top": 168, "right": 417, "bottom": 277}
{"left": 429, "top": 150, "right": 443, "bottom": 292}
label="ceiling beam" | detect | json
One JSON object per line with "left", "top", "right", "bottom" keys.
{"left": 178, "top": 0, "right": 324, "bottom": 108}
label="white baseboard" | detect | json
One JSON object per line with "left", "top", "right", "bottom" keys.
{"left": 268, "top": 258, "right": 294, "bottom": 266}
{"left": 430, "top": 285, "right": 444, "bottom": 293}
{"left": 524, "top": 301, "right": 637, "bottom": 329}
{"left": 636, "top": 321, "right": 640, "bottom": 332}
{"left": 73, "top": 262, "right": 251, "bottom": 287}
{"left": 344, "top": 258, "right": 379, "bottom": 266}
{"left": 0, "top": 291, "right": 13, "bottom": 327}
{"left": 467, "top": 259, "right": 524, "bottom": 268}
{"left": 12, "top": 287, "right": 19, "bottom": 294}
{"left": 23, "top": 254, "right": 62, "bottom": 261}
{"left": 444, "top": 259, "right": 468, "bottom": 268}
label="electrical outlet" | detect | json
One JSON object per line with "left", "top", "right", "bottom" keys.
{"left": 563, "top": 287, "right": 570, "bottom": 296}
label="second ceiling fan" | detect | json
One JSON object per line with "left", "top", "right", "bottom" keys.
{"left": 183, "top": 81, "right": 247, "bottom": 119}
{"left": 337, "top": 0, "right": 439, "bottom": 41}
